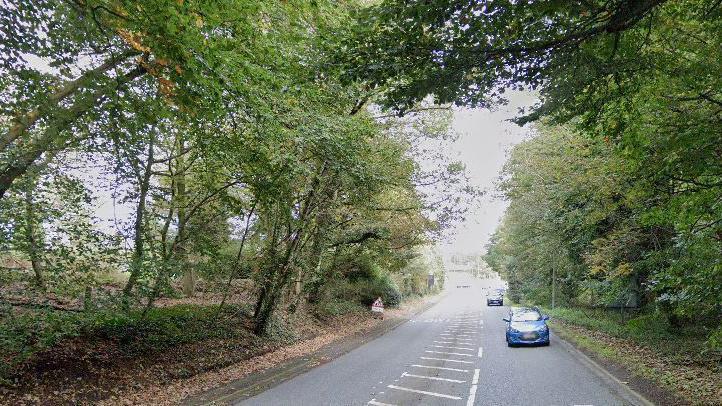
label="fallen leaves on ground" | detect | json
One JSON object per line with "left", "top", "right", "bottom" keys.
{"left": 1, "top": 294, "right": 439, "bottom": 405}
{"left": 554, "top": 320, "right": 722, "bottom": 406}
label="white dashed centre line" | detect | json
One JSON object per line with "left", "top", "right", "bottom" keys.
{"left": 466, "top": 369, "right": 480, "bottom": 406}
{"left": 477, "top": 347, "right": 483, "bottom": 358}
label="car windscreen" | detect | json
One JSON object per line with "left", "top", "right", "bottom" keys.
{"left": 511, "top": 312, "right": 541, "bottom": 322}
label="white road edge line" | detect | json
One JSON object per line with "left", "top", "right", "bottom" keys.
{"left": 387, "top": 385, "right": 462, "bottom": 400}
{"left": 426, "top": 350, "right": 475, "bottom": 357}
{"left": 420, "top": 356, "right": 474, "bottom": 364}
{"left": 368, "top": 399, "right": 396, "bottom": 406}
{"left": 411, "top": 364, "right": 468, "bottom": 372}
{"left": 402, "top": 372, "right": 466, "bottom": 383}
{"left": 466, "top": 369, "right": 480, "bottom": 406}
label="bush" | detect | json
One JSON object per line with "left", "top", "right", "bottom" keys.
{"left": 90, "top": 305, "right": 251, "bottom": 351}
{"left": 625, "top": 313, "right": 672, "bottom": 341}
{"left": 314, "top": 299, "right": 365, "bottom": 317}
{"left": 354, "top": 272, "right": 402, "bottom": 307}
{"left": 704, "top": 325, "right": 722, "bottom": 354}
{"left": 0, "top": 306, "right": 88, "bottom": 382}
{"left": 0, "top": 304, "right": 252, "bottom": 382}
{"left": 319, "top": 268, "right": 403, "bottom": 310}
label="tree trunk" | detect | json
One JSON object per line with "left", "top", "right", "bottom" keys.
{"left": 23, "top": 178, "right": 45, "bottom": 290}
{"left": 252, "top": 163, "right": 327, "bottom": 334}
{"left": 181, "top": 269, "right": 196, "bottom": 297}
{"left": 218, "top": 202, "right": 256, "bottom": 313}
{"left": 174, "top": 134, "right": 194, "bottom": 297}
{"left": 122, "top": 136, "right": 155, "bottom": 305}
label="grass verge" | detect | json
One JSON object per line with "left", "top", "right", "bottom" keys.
{"left": 544, "top": 307, "right": 721, "bottom": 405}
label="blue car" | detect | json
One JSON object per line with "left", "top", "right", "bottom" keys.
{"left": 503, "top": 307, "right": 550, "bottom": 346}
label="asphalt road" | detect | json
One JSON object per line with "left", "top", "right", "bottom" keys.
{"left": 239, "top": 273, "right": 642, "bottom": 406}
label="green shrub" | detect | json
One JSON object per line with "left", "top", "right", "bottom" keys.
{"left": 0, "top": 306, "right": 89, "bottom": 382}
{"left": 353, "top": 272, "right": 402, "bottom": 307}
{"left": 319, "top": 268, "right": 403, "bottom": 309}
{"left": 315, "top": 299, "right": 365, "bottom": 317}
{"left": 0, "top": 304, "right": 251, "bottom": 382}
{"left": 543, "top": 307, "right": 626, "bottom": 336}
{"left": 90, "top": 305, "right": 250, "bottom": 351}
{"left": 626, "top": 313, "right": 672, "bottom": 341}
{"left": 703, "top": 325, "right": 722, "bottom": 354}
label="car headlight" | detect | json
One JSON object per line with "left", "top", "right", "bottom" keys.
{"left": 509, "top": 327, "right": 520, "bottom": 333}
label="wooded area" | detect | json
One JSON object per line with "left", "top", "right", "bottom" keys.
{"left": 0, "top": 1, "right": 472, "bottom": 390}
{"left": 338, "top": 0, "right": 721, "bottom": 350}
{"left": 1, "top": 0, "right": 721, "bottom": 401}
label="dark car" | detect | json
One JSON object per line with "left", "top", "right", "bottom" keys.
{"left": 486, "top": 293, "right": 503, "bottom": 306}
{"left": 503, "top": 307, "right": 550, "bottom": 346}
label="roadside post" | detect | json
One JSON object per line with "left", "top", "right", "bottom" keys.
{"left": 371, "top": 297, "right": 384, "bottom": 320}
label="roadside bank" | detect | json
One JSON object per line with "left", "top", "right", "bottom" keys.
{"left": 547, "top": 310, "right": 721, "bottom": 406}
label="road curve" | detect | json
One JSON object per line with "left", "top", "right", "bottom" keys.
{"left": 239, "top": 273, "right": 643, "bottom": 406}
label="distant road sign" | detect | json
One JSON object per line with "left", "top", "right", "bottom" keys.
{"left": 371, "top": 297, "right": 384, "bottom": 313}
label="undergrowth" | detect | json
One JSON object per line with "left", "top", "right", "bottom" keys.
{"left": 543, "top": 306, "right": 720, "bottom": 365}
{"left": 0, "top": 303, "right": 256, "bottom": 384}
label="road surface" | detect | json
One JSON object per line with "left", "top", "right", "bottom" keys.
{"left": 240, "top": 273, "right": 643, "bottom": 406}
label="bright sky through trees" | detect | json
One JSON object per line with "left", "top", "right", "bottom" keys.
{"left": 438, "top": 92, "right": 535, "bottom": 256}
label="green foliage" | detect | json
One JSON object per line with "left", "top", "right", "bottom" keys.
{"left": 314, "top": 299, "right": 365, "bottom": 317}
{"left": 705, "top": 326, "right": 722, "bottom": 354}
{"left": 343, "top": 0, "right": 721, "bottom": 335}
{"left": 625, "top": 313, "right": 673, "bottom": 342}
{"left": 1, "top": 0, "right": 467, "bottom": 342}
{"left": 485, "top": 124, "right": 721, "bottom": 344}
{"left": 0, "top": 304, "right": 254, "bottom": 382}
{"left": 544, "top": 307, "right": 626, "bottom": 338}
{"left": 90, "top": 305, "right": 250, "bottom": 351}
{"left": 545, "top": 306, "right": 718, "bottom": 367}
{"left": 324, "top": 269, "right": 402, "bottom": 308}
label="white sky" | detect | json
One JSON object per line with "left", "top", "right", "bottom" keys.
{"left": 437, "top": 91, "right": 536, "bottom": 257}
